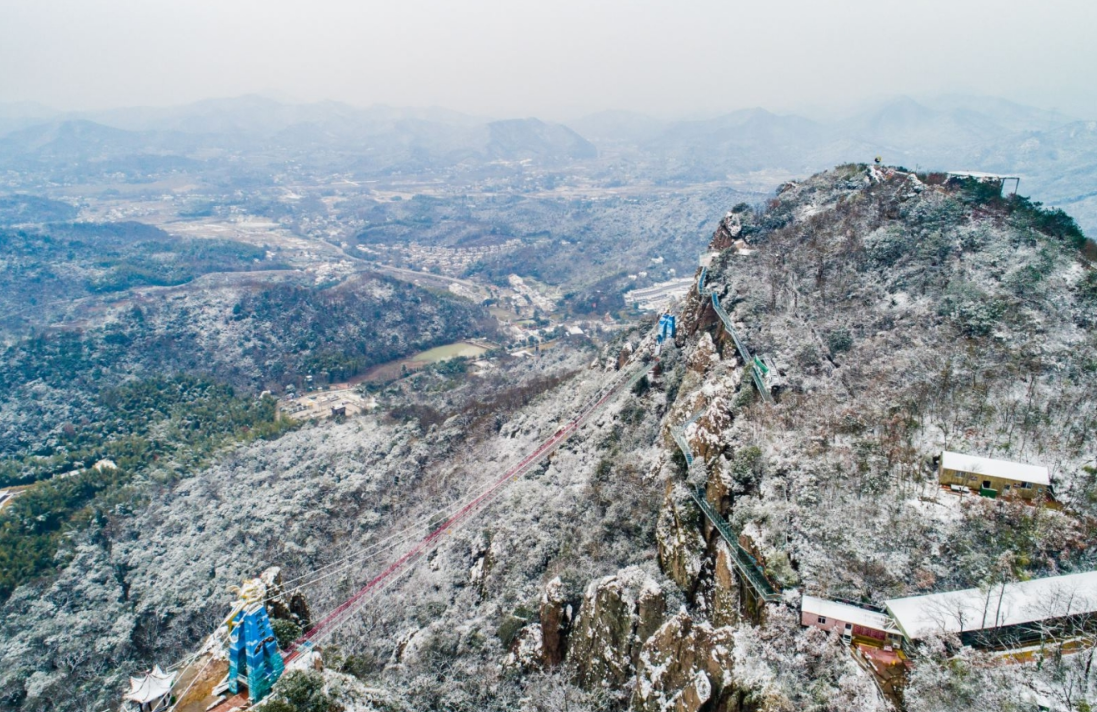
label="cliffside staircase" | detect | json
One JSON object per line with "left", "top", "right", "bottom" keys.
{"left": 688, "top": 489, "right": 781, "bottom": 603}
{"left": 670, "top": 413, "right": 781, "bottom": 604}
{"left": 697, "top": 267, "right": 775, "bottom": 405}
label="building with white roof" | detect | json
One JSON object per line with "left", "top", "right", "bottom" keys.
{"left": 801, "top": 595, "right": 901, "bottom": 644}
{"left": 885, "top": 571, "right": 1097, "bottom": 647}
{"left": 938, "top": 450, "right": 1050, "bottom": 500}
{"left": 946, "top": 170, "right": 1021, "bottom": 196}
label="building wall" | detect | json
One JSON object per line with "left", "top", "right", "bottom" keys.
{"left": 958, "top": 613, "right": 1095, "bottom": 650}
{"left": 938, "top": 466, "right": 1046, "bottom": 499}
{"left": 803, "top": 610, "right": 846, "bottom": 634}
{"left": 801, "top": 612, "right": 887, "bottom": 641}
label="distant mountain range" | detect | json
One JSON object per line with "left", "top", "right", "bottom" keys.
{"left": 0, "top": 97, "right": 597, "bottom": 170}
{"left": 578, "top": 97, "right": 1096, "bottom": 232}
{"left": 0, "top": 94, "right": 1093, "bottom": 234}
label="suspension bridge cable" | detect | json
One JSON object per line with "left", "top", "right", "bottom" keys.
{"left": 291, "top": 361, "right": 654, "bottom": 646}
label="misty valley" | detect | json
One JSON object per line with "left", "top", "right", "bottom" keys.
{"left": 0, "top": 90, "right": 1095, "bottom": 712}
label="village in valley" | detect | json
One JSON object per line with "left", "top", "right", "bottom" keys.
{"left": 2, "top": 45, "right": 1097, "bottom": 707}
{"left": 117, "top": 172, "right": 1097, "bottom": 712}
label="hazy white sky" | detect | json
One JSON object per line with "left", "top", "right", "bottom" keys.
{"left": 1, "top": 0, "right": 1095, "bottom": 118}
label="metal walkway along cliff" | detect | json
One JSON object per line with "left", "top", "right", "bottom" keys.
{"left": 697, "top": 267, "right": 774, "bottom": 405}
{"left": 671, "top": 413, "right": 781, "bottom": 604}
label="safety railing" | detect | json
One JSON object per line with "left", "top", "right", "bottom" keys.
{"left": 671, "top": 427, "right": 694, "bottom": 467}
{"left": 711, "top": 294, "right": 753, "bottom": 365}
{"left": 670, "top": 410, "right": 781, "bottom": 604}
{"left": 749, "top": 364, "right": 773, "bottom": 404}
{"left": 687, "top": 488, "right": 782, "bottom": 603}
{"left": 696, "top": 268, "right": 774, "bottom": 405}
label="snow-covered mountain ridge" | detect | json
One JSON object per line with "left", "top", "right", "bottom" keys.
{"left": 653, "top": 164, "right": 1097, "bottom": 710}
{"left": 3, "top": 164, "right": 1095, "bottom": 712}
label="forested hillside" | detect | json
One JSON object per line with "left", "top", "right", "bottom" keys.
{"left": 655, "top": 165, "right": 1097, "bottom": 709}
{"left": 0, "top": 265, "right": 493, "bottom": 619}
{"left": 0, "top": 271, "right": 493, "bottom": 453}
{"left": 0, "top": 222, "right": 280, "bottom": 330}
{"left": 3, "top": 164, "right": 1094, "bottom": 712}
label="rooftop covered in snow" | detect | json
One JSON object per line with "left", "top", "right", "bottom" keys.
{"left": 124, "top": 665, "right": 175, "bottom": 704}
{"left": 940, "top": 450, "right": 1049, "bottom": 486}
{"left": 885, "top": 571, "right": 1097, "bottom": 640}
{"left": 945, "top": 170, "right": 1020, "bottom": 195}
{"left": 801, "top": 595, "right": 899, "bottom": 634}
{"left": 945, "top": 170, "right": 1020, "bottom": 180}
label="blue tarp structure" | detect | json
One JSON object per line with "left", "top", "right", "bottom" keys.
{"left": 657, "top": 314, "right": 676, "bottom": 344}
{"left": 227, "top": 603, "right": 285, "bottom": 703}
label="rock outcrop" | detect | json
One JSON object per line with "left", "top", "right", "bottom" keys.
{"left": 655, "top": 483, "right": 706, "bottom": 596}
{"left": 631, "top": 613, "right": 742, "bottom": 712}
{"left": 678, "top": 277, "right": 720, "bottom": 341}
{"left": 709, "top": 211, "right": 743, "bottom": 251}
{"left": 617, "top": 341, "right": 635, "bottom": 370}
{"left": 568, "top": 567, "right": 666, "bottom": 692}
{"left": 686, "top": 332, "right": 720, "bottom": 375}
{"left": 540, "top": 576, "right": 572, "bottom": 667}
{"left": 503, "top": 624, "right": 544, "bottom": 672}
{"left": 709, "top": 540, "right": 740, "bottom": 628}
{"left": 704, "top": 456, "right": 737, "bottom": 514}
{"left": 261, "top": 566, "right": 312, "bottom": 629}
{"left": 687, "top": 393, "right": 735, "bottom": 468}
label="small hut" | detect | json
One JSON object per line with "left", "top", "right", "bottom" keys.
{"left": 938, "top": 451, "right": 1049, "bottom": 499}
{"left": 801, "top": 595, "right": 902, "bottom": 646}
{"left": 945, "top": 170, "right": 1021, "bottom": 196}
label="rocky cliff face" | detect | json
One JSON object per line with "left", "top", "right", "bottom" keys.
{"left": 6, "top": 164, "right": 1093, "bottom": 712}
{"left": 262, "top": 566, "right": 312, "bottom": 629}
{"left": 539, "top": 576, "right": 572, "bottom": 667}
{"left": 709, "top": 209, "right": 747, "bottom": 252}
{"left": 655, "top": 482, "right": 706, "bottom": 596}
{"left": 640, "top": 164, "right": 1097, "bottom": 711}
{"left": 632, "top": 612, "right": 739, "bottom": 712}
{"left": 681, "top": 165, "right": 1095, "bottom": 598}
{"left": 561, "top": 163, "right": 1096, "bottom": 712}
{"left": 568, "top": 566, "right": 666, "bottom": 693}
{"left": 706, "top": 540, "right": 741, "bottom": 629}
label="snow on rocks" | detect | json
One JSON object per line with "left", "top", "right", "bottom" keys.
{"left": 568, "top": 566, "right": 665, "bottom": 693}
{"left": 655, "top": 482, "right": 706, "bottom": 595}
{"left": 503, "top": 624, "right": 543, "bottom": 672}
{"left": 708, "top": 211, "right": 744, "bottom": 252}
{"left": 539, "top": 576, "right": 571, "bottom": 667}
{"left": 686, "top": 332, "right": 720, "bottom": 375}
{"left": 631, "top": 612, "right": 733, "bottom": 712}
{"left": 706, "top": 539, "right": 740, "bottom": 628}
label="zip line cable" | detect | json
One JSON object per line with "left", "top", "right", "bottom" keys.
{"left": 161, "top": 359, "right": 655, "bottom": 703}
{"left": 276, "top": 367, "right": 637, "bottom": 595}
{"left": 289, "top": 361, "right": 654, "bottom": 648}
